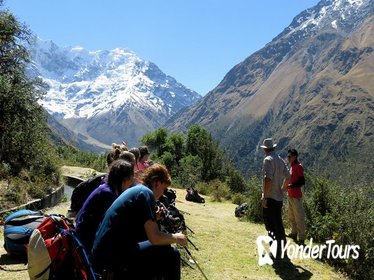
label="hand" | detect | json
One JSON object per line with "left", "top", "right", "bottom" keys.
{"left": 173, "top": 232, "right": 187, "bottom": 246}
{"left": 262, "top": 198, "right": 268, "bottom": 208}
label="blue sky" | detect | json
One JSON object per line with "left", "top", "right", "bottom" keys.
{"left": 5, "top": 0, "right": 319, "bottom": 96}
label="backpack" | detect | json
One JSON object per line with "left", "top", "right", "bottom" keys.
{"left": 159, "top": 189, "right": 177, "bottom": 209}
{"left": 27, "top": 215, "right": 96, "bottom": 280}
{"left": 185, "top": 187, "right": 205, "bottom": 204}
{"left": 3, "top": 209, "right": 45, "bottom": 258}
{"left": 157, "top": 201, "right": 186, "bottom": 234}
{"left": 69, "top": 175, "right": 104, "bottom": 217}
{"left": 163, "top": 189, "right": 177, "bottom": 206}
{"left": 235, "top": 203, "right": 249, "bottom": 218}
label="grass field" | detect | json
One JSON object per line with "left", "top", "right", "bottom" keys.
{"left": 175, "top": 189, "right": 346, "bottom": 280}
{"left": 0, "top": 168, "right": 348, "bottom": 279}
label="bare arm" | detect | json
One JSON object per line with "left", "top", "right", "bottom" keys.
{"left": 282, "top": 177, "right": 290, "bottom": 192}
{"left": 262, "top": 177, "right": 272, "bottom": 208}
{"left": 263, "top": 177, "right": 272, "bottom": 198}
{"left": 144, "top": 219, "right": 187, "bottom": 246}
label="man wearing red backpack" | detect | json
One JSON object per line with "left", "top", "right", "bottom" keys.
{"left": 91, "top": 164, "right": 186, "bottom": 280}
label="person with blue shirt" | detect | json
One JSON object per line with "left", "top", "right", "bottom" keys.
{"left": 91, "top": 164, "right": 187, "bottom": 280}
{"left": 75, "top": 159, "right": 134, "bottom": 253}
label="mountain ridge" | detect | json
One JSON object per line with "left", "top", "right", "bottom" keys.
{"left": 166, "top": 0, "right": 374, "bottom": 179}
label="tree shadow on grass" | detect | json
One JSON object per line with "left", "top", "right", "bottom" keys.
{"left": 272, "top": 258, "right": 313, "bottom": 280}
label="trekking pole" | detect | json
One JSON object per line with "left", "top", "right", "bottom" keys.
{"left": 181, "top": 257, "right": 195, "bottom": 269}
{"left": 186, "top": 224, "right": 195, "bottom": 234}
{"left": 183, "top": 246, "right": 208, "bottom": 280}
{"left": 179, "top": 209, "right": 191, "bottom": 215}
{"left": 188, "top": 237, "right": 199, "bottom": 251}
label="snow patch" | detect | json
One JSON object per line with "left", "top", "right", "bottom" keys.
{"left": 331, "top": 20, "right": 338, "bottom": 29}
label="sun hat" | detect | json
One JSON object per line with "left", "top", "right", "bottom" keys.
{"left": 260, "top": 138, "right": 277, "bottom": 149}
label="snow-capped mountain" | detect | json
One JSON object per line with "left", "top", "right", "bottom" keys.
{"left": 274, "top": 0, "right": 372, "bottom": 42}
{"left": 30, "top": 40, "right": 200, "bottom": 148}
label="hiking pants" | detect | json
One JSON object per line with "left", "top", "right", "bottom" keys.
{"left": 134, "top": 242, "right": 181, "bottom": 280}
{"left": 263, "top": 198, "right": 286, "bottom": 253}
{"left": 98, "top": 242, "right": 181, "bottom": 280}
{"left": 288, "top": 196, "right": 306, "bottom": 240}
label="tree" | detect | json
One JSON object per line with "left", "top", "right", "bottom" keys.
{"left": 186, "top": 124, "right": 223, "bottom": 182}
{"left": 177, "top": 155, "right": 202, "bottom": 189}
{"left": 224, "top": 162, "right": 247, "bottom": 193}
{"left": 141, "top": 127, "right": 168, "bottom": 157}
{"left": 0, "top": 2, "right": 57, "bottom": 181}
{"left": 142, "top": 129, "right": 186, "bottom": 177}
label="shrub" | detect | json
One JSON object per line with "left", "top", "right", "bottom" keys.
{"left": 56, "top": 146, "right": 107, "bottom": 172}
{"left": 208, "top": 179, "right": 231, "bottom": 202}
{"left": 159, "top": 151, "right": 177, "bottom": 177}
{"left": 5, "top": 178, "right": 28, "bottom": 204}
{"left": 194, "top": 180, "right": 230, "bottom": 202}
{"left": 223, "top": 163, "right": 247, "bottom": 193}
{"left": 26, "top": 179, "right": 54, "bottom": 199}
{"left": 177, "top": 155, "right": 202, "bottom": 189}
{"left": 304, "top": 174, "right": 374, "bottom": 280}
{"left": 231, "top": 192, "right": 248, "bottom": 205}
{"left": 194, "top": 181, "right": 209, "bottom": 195}
{"left": 245, "top": 177, "right": 263, "bottom": 223}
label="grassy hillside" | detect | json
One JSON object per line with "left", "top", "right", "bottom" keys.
{"left": 0, "top": 187, "right": 346, "bottom": 280}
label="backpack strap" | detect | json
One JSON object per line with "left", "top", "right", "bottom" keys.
{"left": 64, "top": 230, "right": 97, "bottom": 280}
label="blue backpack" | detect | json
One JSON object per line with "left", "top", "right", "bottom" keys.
{"left": 4, "top": 209, "right": 45, "bottom": 258}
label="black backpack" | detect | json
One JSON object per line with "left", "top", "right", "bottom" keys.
{"left": 3, "top": 209, "right": 45, "bottom": 259}
{"left": 69, "top": 175, "right": 104, "bottom": 217}
{"left": 185, "top": 187, "right": 205, "bottom": 204}
{"left": 159, "top": 189, "right": 176, "bottom": 208}
{"left": 235, "top": 203, "right": 249, "bottom": 217}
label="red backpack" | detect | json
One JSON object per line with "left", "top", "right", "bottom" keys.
{"left": 27, "top": 215, "right": 96, "bottom": 280}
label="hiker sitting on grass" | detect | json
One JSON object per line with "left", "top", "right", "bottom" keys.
{"left": 75, "top": 159, "right": 134, "bottom": 253}
{"left": 68, "top": 144, "right": 131, "bottom": 217}
{"left": 91, "top": 164, "right": 187, "bottom": 280}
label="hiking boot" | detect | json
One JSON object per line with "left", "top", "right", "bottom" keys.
{"left": 286, "top": 233, "right": 298, "bottom": 242}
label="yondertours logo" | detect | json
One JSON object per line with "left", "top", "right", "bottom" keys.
{"left": 256, "top": 233, "right": 360, "bottom": 266}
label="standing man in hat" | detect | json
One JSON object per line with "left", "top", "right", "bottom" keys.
{"left": 260, "top": 138, "right": 290, "bottom": 257}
